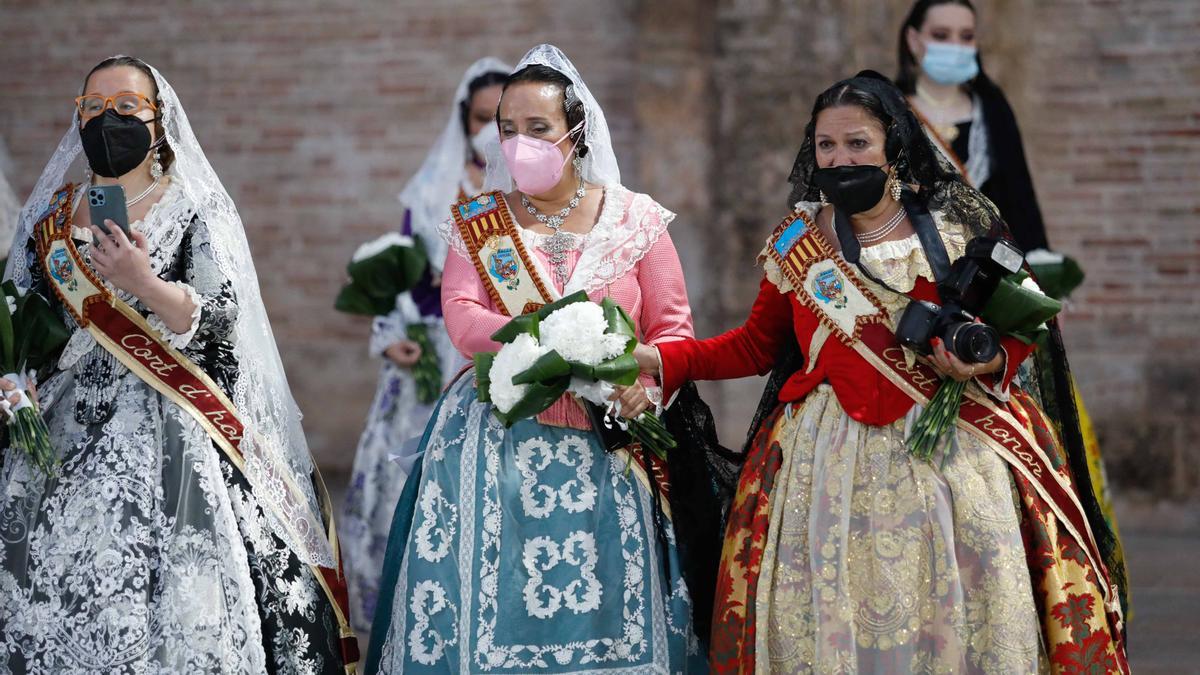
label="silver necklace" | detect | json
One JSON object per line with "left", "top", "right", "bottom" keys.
{"left": 855, "top": 206, "right": 906, "bottom": 244}
{"left": 521, "top": 177, "right": 586, "bottom": 285}
{"left": 126, "top": 178, "right": 161, "bottom": 207}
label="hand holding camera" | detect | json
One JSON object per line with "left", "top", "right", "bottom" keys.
{"left": 895, "top": 236, "right": 1025, "bottom": 379}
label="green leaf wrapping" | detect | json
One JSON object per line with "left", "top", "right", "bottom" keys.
{"left": 346, "top": 242, "right": 429, "bottom": 297}
{"left": 490, "top": 313, "right": 541, "bottom": 344}
{"left": 494, "top": 377, "right": 571, "bottom": 428}
{"left": 335, "top": 240, "right": 429, "bottom": 316}
{"left": 1028, "top": 256, "right": 1085, "bottom": 301}
{"left": 16, "top": 293, "right": 70, "bottom": 372}
{"left": 980, "top": 271, "right": 1062, "bottom": 339}
{"left": 473, "top": 352, "right": 496, "bottom": 403}
{"left": 587, "top": 353, "right": 640, "bottom": 387}
{"left": 334, "top": 280, "right": 397, "bottom": 316}
{"left": 512, "top": 350, "right": 571, "bottom": 385}
{"left": 600, "top": 296, "right": 638, "bottom": 354}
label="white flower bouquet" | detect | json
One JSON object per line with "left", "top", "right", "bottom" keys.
{"left": 474, "top": 291, "right": 676, "bottom": 458}
{"left": 1, "top": 280, "right": 70, "bottom": 474}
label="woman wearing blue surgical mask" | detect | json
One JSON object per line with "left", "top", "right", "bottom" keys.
{"left": 340, "top": 57, "right": 510, "bottom": 638}
{"left": 899, "top": 0, "right": 1128, "bottom": 585}
{"left": 897, "top": 0, "right": 1050, "bottom": 255}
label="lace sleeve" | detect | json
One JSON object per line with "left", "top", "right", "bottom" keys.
{"left": 152, "top": 214, "right": 238, "bottom": 351}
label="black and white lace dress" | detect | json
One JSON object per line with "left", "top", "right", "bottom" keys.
{"left": 0, "top": 182, "right": 344, "bottom": 674}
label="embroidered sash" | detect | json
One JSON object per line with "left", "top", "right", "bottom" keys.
{"left": 452, "top": 191, "right": 554, "bottom": 317}
{"left": 765, "top": 210, "right": 1124, "bottom": 633}
{"left": 35, "top": 184, "right": 360, "bottom": 672}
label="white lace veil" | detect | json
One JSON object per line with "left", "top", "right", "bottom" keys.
{"left": 398, "top": 57, "right": 511, "bottom": 272}
{"left": 483, "top": 44, "right": 621, "bottom": 192}
{"left": 5, "top": 58, "right": 335, "bottom": 567}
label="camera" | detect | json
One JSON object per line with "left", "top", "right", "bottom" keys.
{"left": 894, "top": 237, "right": 1024, "bottom": 364}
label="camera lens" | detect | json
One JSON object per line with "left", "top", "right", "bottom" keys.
{"left": 944, "top": 322, "right": 1000, "bottom": 364}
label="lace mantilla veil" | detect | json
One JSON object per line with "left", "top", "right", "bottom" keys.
{"left": 482, "top": 43, "right": 621, "bottom": 192}
{"left": 398, "top": 56, "right": 511, "bottom": 273}
{"left": 5, "top": 57, "right": 335, "bottom": 567}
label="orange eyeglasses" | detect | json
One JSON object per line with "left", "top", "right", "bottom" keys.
{"left": 74, "top": 91, "right": 158, "bottom": 122}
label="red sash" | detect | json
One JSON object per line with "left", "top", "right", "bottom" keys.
{"left": 765, "top": 209, "right": 1124, "bottom": 635}
{"left": 35, "top": 184, "right": 360, "bottom": 671}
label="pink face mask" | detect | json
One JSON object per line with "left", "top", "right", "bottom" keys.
{"left": 500, "top": 120, "right": 585, "bottom": 195}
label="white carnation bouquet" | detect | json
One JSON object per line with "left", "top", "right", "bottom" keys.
{"left": 474, "top": 291, "right": 676, "bottom": 458}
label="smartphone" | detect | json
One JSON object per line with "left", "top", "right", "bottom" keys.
{"left": 87, "top": 185, "right": 130, "bottom": 237}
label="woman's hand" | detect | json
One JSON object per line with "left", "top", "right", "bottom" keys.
{"left": 89, "top": 223, "right": 155, "bottom": 297}
{"left": 632, "top": 343, "right": 660, "bottom": 377}
{"left": 385, "top": 340, "right": 423, "bottom": 367}
{"left": 927, "top": 337, "right": 1003, "bottom": 383}
{"left": 609, "top": 380, "right": 650, "bottom": 420}
{"left": 0, "top": 376, "right": 36, "bottom": 418}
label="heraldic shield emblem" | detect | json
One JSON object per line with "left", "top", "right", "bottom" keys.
{"left": 49, "top": 247, "right": 79, "bottom": 292}
{"left": 813, "top": 268, "right": 848, "bottom": 310}
{"left": 488, "top": 243, "right": 521, "bottom": 291}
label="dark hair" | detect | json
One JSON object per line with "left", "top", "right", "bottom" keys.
{"left": 787, "top": 70, "right": 959, "bottom": 207}
{"left": 895, "top": 0, "right": 982, "bottom": 95}
{"left": 459, "top": 70, "right": 509, "bottom": 138}
{"left": 82, "top": 55, "right": 175, "bottom": 172}
{"left": 501, "top": 64, "right": 589, "bottom": 157}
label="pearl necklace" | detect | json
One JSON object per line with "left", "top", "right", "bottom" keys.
{"left": 521, "top": 177, "right": 587, "bottom": 285}
{"left": 91, "top": 177, "right": 161, "bottom": 207}
{"left": 855, "top": 206, "right": 906, "bottom": 245}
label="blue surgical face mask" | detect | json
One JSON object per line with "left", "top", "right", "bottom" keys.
{"left": 921, "top": 42, "right": 979, "bottom": 85}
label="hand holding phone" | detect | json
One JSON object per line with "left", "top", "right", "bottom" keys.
{"left": 87, "top": 185, "right": 130, "bottom": 237}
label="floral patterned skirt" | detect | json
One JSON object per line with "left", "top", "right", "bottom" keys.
{"left": 711, "top": 384, "right": 1044, "bottom": 674}
{"left": 710, "top": 383, "right": 1127, "bottom": 674}
{"left": 0, "top": 369, "right": 345, "bottom": 674}
{"left": 371, "top": 376, "right": 706, "bottom": 673}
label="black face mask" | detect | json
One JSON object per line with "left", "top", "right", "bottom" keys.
{"left": 80, "top": 109, "right": 158, "bottom": 178}
{"left": 812, "top": 164, "right": 889, "bottom": 215}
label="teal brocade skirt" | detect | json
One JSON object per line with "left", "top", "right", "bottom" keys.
{"left": 365, "top": 376, "right": 707, "bottom": 674}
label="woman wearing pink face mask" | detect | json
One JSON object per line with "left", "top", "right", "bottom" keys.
{"left": 363, "top": 44, "right": 718, "bottom": 674}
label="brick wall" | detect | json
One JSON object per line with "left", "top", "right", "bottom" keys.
{"left": 0, "top": 0, "right": 639, "bottom": 469}
{"left": 2, "top": 0, "right": 1196, "bottom": 499}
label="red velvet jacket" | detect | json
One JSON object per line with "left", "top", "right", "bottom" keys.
{"left": 659, "top": 274, "right": 1034, "bottom": 427}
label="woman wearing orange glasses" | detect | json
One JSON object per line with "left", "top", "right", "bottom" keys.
{"left": 0, "top": 56, "right": 357, "bottom": 673}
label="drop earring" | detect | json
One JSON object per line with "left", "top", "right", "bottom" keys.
{"left": 819, "top": 190, "right": 829, "bottom": 206}
{"left": 890, "top": 175, "right": 902, "bottom": 201}
{"left": 150, "top": 149, "right": 164, "bottom": 179}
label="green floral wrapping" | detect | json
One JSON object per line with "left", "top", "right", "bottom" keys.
{"left": 473, "top": 291, "right": 676, "bottom": 457}
{"left": 334, "top": 239, "right": 429, "bottom": 317}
